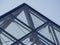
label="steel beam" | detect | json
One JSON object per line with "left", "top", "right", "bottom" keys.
{"left": 24, "top": 6, "right": 43, "bottom": 45}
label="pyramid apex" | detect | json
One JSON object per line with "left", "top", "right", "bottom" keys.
{"left": 21, "top": 3, "right": 29, "bottom": 6}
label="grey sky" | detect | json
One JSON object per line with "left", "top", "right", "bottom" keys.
{"left": 0, "top": 0, "right": 60, "bottom": 25}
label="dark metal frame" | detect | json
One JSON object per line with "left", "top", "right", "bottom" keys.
{"left": 0, "top": 3, "right": 60, "bottom": 45}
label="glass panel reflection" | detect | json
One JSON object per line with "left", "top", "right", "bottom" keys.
{"left": 16, "top": 11, "right": 29, "bottom": 26}
{"left": 38, "top": 25, "right": 54, "bottom": 43}
{"left": 30, "top": 13, "right": 45, "bottom": 28}
{"left": 5, "top": 22, "right": 29, "bottom": 39}
{"left": 0, "top": 34, "right": 13, "bottom": 45}
{"left": 54, "top": 29, "right": 60, "bottom": 44}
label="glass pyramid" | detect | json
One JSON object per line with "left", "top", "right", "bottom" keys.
{"left": 0, "top": 3, "right": 60, "bottom": 45}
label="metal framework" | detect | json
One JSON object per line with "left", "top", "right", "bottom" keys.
{"left": 0, "top": 3, "right": 60, "bottom": 45}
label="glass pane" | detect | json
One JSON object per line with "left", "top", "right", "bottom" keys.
{"left": 37, "top": 34, "right": 50, "bottom": 45}
{"left": 0, "top": 34, "right": 13, "bottom": 45}
{"left": 29, "top": 10, "right": 47, "bottom": 22}
{"left": 30, "top": 13, "right": 45, "bottom": 28}
{"left": 13, "top": 11, "right": 28, "bottom": 26}
{"left": 5, "top": 21, "right": 30, "bottom": 39}
{"left": 38, "top": 25, "right": 54, "bottom": 43}
{"left": 54, "top": 29, "right": 60, "bottom": 44}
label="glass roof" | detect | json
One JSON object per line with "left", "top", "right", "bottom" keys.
{"left": 0, "top": 3, "right": 60, "bottom": 45}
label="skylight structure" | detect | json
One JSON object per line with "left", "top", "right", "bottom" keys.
{"left": 0, "top": 3, "right": 60, "bottom": 45}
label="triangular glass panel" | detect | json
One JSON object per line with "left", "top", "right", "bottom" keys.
{"left": 38, "top": 25, "right": 54, "bottom": 43}
{"left": 54, "top": 28, "right": 60, "bottom": 44}
{"left": 30, "top": 13, "right": 45, "bottom": 28}
{"left": 0, "top": 34, "right": 13, "bottom": 45}
{"left": 14, "top": 11, "right": 29, "bottom": 26}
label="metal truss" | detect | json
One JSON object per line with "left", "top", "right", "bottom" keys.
{"left": 0, "top": 3, "right": 60, "bottom": 45}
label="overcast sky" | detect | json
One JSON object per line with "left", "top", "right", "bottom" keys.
{"left": 0, "top": 0, "right": 60, "bottom": 25}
